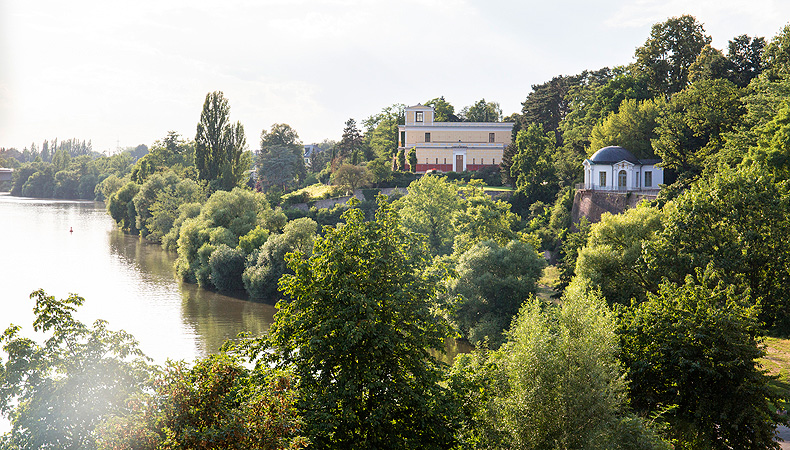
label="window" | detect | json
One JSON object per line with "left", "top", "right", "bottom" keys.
{"left": 472, "top": 158, "right": 475, "bottom": 165}
{"left": 644, "top": 171, "right": 652, "bottom": 187}
{"left": 444, "top": 158, "right": 446, "bottom": 164}
{"left": 416, "top": 111, "right": 423, "bottom": 122}
{"left": 489, "top": 132, "right": 495, "bottom": 143}
{"left": 435, "top": 158, "right": 438, "bottom": 164}
{"left": 599, "top": 171, "right": 606, "bottom": 187}
{"left": 492, "top": 158, "right": 495, "bottom": 164}
{"left": 425, "top": 132, "right": 431, "bottom": 142}
{"left": 636, "top": 172, "right": 640, "bottom": 187}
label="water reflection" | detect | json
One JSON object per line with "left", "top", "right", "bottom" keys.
{"left": 0, "top": 194, "right": 468, "bottom": 366}
{"left": 106, "top": 227, "right": 278, "bottom": 358}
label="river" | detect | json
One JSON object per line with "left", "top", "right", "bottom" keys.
{"left": 0, "top": 194, "right": 468, "bottom": 363}
{"left": 0, "top": 194, "right": 277, "bottom": 363}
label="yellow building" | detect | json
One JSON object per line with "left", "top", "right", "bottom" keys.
{"left": 398, "top": 104, "right": 514, "bottom": 173}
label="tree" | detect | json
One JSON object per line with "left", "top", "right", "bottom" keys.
{"left": 425, "top": 96, "right": 459, "bottom": 122}
{"left": 395, "top": 175, "right": 462, "bottom": 256}
{"left": 243, "top": 217, "right": 317, "bottom": 300}
{"left": 448, "top": 280, "right": 670, "bottom": 450}
{"left": 643, "top": 162, "right": 790, "bottom": 330}
{"left": 688, "top": 44, "right": 730, "bottom": 83}
{"left": 364, "top": 104, "right": 405, "bottom": 160}
{"left": 408, "top": 147, "right": 417, "bottom": 172}
{"left": 269, "top": 198, "right": 456, "bottom": 449}
{"left": 96, "top": 354, "right": 307, "bottom": 450}
{"left": 521, "top": 75, "right": 578, "bottom": 140}
{"left": 575, "top": 204, "right": 663, "bottom": 306}
{"left": 448, "top": 239, "right": 545, "bottom": 348}
{"left": 0, "top": 290, "right": 155, "bottom": 450}
{"left": 619, "top": 271, "right": 786, "bottom": 450}
{"left": 258, "top": 123, "right": 306, "bottom": 191}
{"left": 633, "top": 15, "right": 712, "bottom": 95}
{"left": 726, "top": 34, "right": 765, "bottom": 87}
{"left": 588, "top": 98, "right": 664, "bottom": 159}
{"left": 334, "top": 119, "right": 366, "bottom": 166}
{"left": 763, "top": 23, "right": 790, "bottom": 79}
{"left": 195, "top": 91, "right": 251, "bottom": 191}
{"left": 452, "top": 182, "right": 522, "bottom": 255}
{"left": 331, "top": 164, "right": 370, "bottom": 194}
{"left": 396, "top": 148, "right": 406, "bottom": 171}
{"left": 653, "top": 78, "right": 744, "bottom": 176}
{"left": 460, "top": 99, "right": 502, "bottom": 122}
{"left": 509, "top": 124, "right": 558, "bottom": 205}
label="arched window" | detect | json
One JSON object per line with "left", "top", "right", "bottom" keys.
{"left": 618, "top": 170, "right": 627, "bottom": 189}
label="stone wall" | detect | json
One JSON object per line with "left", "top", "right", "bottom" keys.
{"left": 571, "top": 190, "right": 658, "bottom": 225}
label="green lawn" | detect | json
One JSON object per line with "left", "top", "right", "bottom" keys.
{"left": 759, "top": 337, "right": 790, "bottom": 397}
{"left": 537, "top": 265, "right": 559, "bottom": 301}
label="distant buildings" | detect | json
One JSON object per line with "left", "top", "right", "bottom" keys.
{"left": 581, "top": 146, "right": 663, "bottom": 191}
{"left": 303, "top": 144, "right": 321, "bottom": 169}
{"left": 398, "top": 104, "right": 514, "bottom": 173}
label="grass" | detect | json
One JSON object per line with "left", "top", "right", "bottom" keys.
{"left": 760, "top": 337, "right": 790, "bottom": 397}
{"left": 537, "top": 265, "right": 559, "bottom": 301}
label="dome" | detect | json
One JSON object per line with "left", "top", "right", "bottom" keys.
{"left": 588, "top": 146, "right": 639, "bottom": 164}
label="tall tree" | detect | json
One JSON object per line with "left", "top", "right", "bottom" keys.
{"left": 509, "top": 124, "right": 558, "bottom": 205}
{"left": 258, "top": 123, "right": 306, "bottom": 191}
{"left": 425, "top": 96, "right": 459, "bottom": 122}
{"left": 619, "top": 271, "right": 786, "bottom": 450}
{"left": 763, "top": 23, "right": 790, "bottom": 79}
{"left": 460, "top": 99, "right": 502, "bottom": 122}
{"left": 270, "top": 198, "right": 456, "bottom": 449}
{"left": 195, "top": 91, "right": 250, "bottom": 191}
{"left": 633, "top": 15, "right": 712, "bottom": 96}
{"left": 653, "top": 78, "right": 744, "bottom": 176}
{"left": 726, "top": 34, "right": 765, "bottom": 87}
{"left": 334, "top": 118, "right": 366, "bottom": 166}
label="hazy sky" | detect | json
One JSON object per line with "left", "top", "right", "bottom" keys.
{"left": 1, "top": 0, "right": 789, "bottom": 154}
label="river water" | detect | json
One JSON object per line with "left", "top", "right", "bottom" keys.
{"left": 0, "top": 194, "right": 277, "bottom": 363}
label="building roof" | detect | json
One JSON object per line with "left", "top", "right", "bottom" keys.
{"left": 589, "top": 146, "right": 639, "bottom": 164}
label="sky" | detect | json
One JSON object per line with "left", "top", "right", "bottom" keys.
{"left": 1, "top": 0, "right": 789, "bottom": 154}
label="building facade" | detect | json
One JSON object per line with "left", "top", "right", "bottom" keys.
{"left": 581, "top": 146, "right": 663, "bottom": 192}
{"left": 398, "top": 104, "right": 514, "bottom": 173}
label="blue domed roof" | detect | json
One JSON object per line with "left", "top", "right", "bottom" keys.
{"left": 589, "top": 146, "right": 639, "bottom": 164}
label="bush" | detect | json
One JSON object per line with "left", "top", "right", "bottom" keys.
{"left": 209, "top": 244, "right": 246, "bottom": 292}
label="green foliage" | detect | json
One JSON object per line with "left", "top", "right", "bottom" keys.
{"left": 588, "top": 98, "right": 664, "bottom": 159}
{"left": 763, "top": 24, "right": 790, "bottom": 79}
{"left": 425, "top": 96, "right": 459, "bottom": 122}
{"left": 195, "top": 91, "right": 251, "bottom": 192}
{"left": 238, "top": 225, "right": 270, "bottom": 255}
{"left": 0, "top": 290, "right": 155, "bottom": 450}
{"left": 619, "top": 271, "right": 786, "bottom": 449}
{"left": 330, "top": 164, "right": 370, "bottom": 194}
{"left": 688, "top": 44, "right": 730, "bottom": 83}
{"left": 364, "top": 104, "right": 405, "bottom": 160}
{"left": 173, "top": 188, "right": 285, "bottom": 288}
{"left": 258, "top": 123, "right": 306, "bottom": 191}
{"left": 510, "top": 124, "right": 558, "bottom": 205}
{"left": 575, "top": 204, "right": 663, "bottom": 306}
{"left": 633, "top": 15, "right": 712, "bottom": 96}
{"left": 644, "top": 162, "right": 790, "bottom": 330}
{"left": 452, "top": 182, "right": 522, "bottom": 255}
{"left": 270, "top": 198, "right": 456, "bottom": 449}
{"left": 408, "top": 147, "right": 417, "bottom": 172}
{"left": 209, "top": 244, "right": 247, "bottom": 292}
{"left": 243, "top": 217, "right": 317, "bottom": 300}
{"left": 395, "top": 175, "right": 463, "bottom": 256}
{"left": 449, "top": 281, "right": 670, "bottom": 450}
{"left": 653, "top": 78, "right": 745, "bottom": 176}
{"left": 449, "top": 239, "right": 545, "bottom": 348}
{"left": 367, "top": 156, "right": 394, "bottom": 186}
{"left": 107, "top": 181, "right": 141, "bottom": 234}
{"left": 96, "top": 353, "right": 307, "bottom": 450}
{"left": 460, "top": 99, "right": 502, "bottom": 122}
{"left": 554, "top": 217, "right": 590, "bottom": 296}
